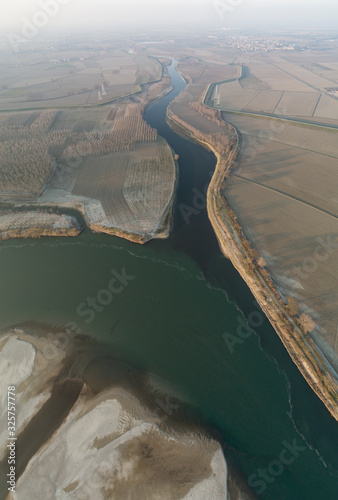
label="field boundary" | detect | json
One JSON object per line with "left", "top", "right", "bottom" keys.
{"left": 204, "top": 80, "right": 338, "bottom": 130}
{"left": 232, "top": 173, "right": 338, "bottom": 219}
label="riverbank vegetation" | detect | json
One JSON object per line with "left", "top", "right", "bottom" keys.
{"left": 221, "top": 111, "right": 338, "bottom": 372}
{"left": 167, "top": 56, "right": 338, "bottom": 420}
{"left": 0, "top": 211, "right": 82, "bottom": 240}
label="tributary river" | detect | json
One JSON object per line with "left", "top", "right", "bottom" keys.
{"left": 0, "top": 60, "right": 337, "bottom": 499}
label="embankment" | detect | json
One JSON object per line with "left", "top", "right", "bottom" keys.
{"left": 167, "top": 107, "right": 338, "bottom": 421}
{"left": 0, "top": 211, "right": 82, "bottom": 241}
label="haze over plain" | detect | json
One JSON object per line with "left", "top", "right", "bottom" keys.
{"left": 2, "top": 0, "right": 338, "bottom": 32}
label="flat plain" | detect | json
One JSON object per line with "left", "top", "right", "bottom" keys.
{"left": 0, "top": 52, "right": 177, "bottom": 241}
{"left": 166, "top": 48, "right": 338, "bottom": 380}
{"left": 213, "top": 51, "right": 338, "bottom": 125}
{"left": 221, "top": 111, "right": 338, "bottom": 370}
{"left": 0, "top": 49, "right": 162, "bottom": 109}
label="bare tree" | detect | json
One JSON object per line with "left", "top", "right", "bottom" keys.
{"left": 257, "top": 256, "right": 266, "bottom": 268}
{"left": 287, "top": 296, "right": 299, "bottom": 316}
{"left": 299, "top": 313, "right": 316, "bottom": 333}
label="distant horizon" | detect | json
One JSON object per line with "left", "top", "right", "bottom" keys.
{"left": 2, "top": 24, "right": 338, "bottom": 42}
{"left": 1, "top": 0, "right": 338, "bottom": 35}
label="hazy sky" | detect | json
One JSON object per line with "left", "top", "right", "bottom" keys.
{"left": 2, "top": 0, "right": 338, "bottom": 33}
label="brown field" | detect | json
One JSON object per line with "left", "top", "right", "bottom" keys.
{"left": 272, "top": 61, "right": 336, "bottom": 90}
{"left": 123, "top": 153, "right": 176, "bottom": 233}
{"left": 277, "top": 91, "right": 320, "bottom": 117}
{"left": 242, "top": 90, "right": 283, "bottom": 113}
{"left": 135, "top": 55, "right": 162, "bottom": 84}
{"left": 0, "top": 102, "right": 158, "bottom": 199}
{"left": 0, "top": 94, "right": 177, "bottom": 240}
{"left": 0, "top": 50, "right": 162, "bottom": 109}
{"left": 171, "top": 100, "right": 224, "bottom": 135}
{"left": 52, "top": 141, "right": 176, "bottom": 237}
{"left": 173, "top": 59, "right": 240, "bottom": 142}
{"left": 146, "top": 74, "right": 172, "bottom": 101}
{"left": 225, "top": 177, "right": 338, "bottom": 368}
{"left": 232, "top": 135, "right": 338, "bottom": 215}
{"left": 220, "top": 112, "right": 338, "bottom": 369}
{"left": 193, "top": 60, "right": 240, "bottom": 83}
{"left": 215, "top": 80, "right": 336, "bottom": 121}
{"left": 177, "top": 59, "right": 239, "bottom": 98}
{"left": 239, "top": 73, "right": 268, "bottom": 90}
{"left": 73, "top": 153, "right": 141, "bottom": 234}
{"left": 221, "top": 113, "right": 338, "bottom": 157}
{"left": 314, "top": 94, "right": 338, "bottom": 120}
{"left": 215, "top": 81, "right": 259, "bottom": 111}
{"left": 308, "top": 62, "right": 338, "bottom": 83}
{"left": 166, "top": 61, "right": 232, "bottom": 160}
{"left": 211, "top": 53, "right": 338, "bottom": 124}
{"left": 168, "top": 51, "right": 338, "bottom": 377}
{"left": 0, "top": 110, "right": 65, "bottom": 199}
{"left": 243, "top": 62, "right": 313, "bottom": 92}
{"left": 169, "top": 99, "right": 235, "bottom": 160}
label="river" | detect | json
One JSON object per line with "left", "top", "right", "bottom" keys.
{"left": 0, "top": 60, "right": 337, "bottom": 499}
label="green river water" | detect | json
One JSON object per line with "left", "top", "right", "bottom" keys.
{"left": 0, "top": 60, "right": 337, "bottom": 499}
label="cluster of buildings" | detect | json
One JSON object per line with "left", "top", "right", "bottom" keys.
{"left": 217, "top": 36, "right": 296, "bottom": 52}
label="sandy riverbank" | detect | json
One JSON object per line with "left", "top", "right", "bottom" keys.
{"left": 166, "top": 109, "right": 338, "bottom": 422}
{"left": 0, "top": 326, "right": 235, "bottom": 500}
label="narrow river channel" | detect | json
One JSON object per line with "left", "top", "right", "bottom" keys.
{"left": 0, "top": 60, "right": 337, "bottom": 499}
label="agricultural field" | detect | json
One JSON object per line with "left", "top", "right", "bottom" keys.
{"left": 0, "top": 110, "right": 64, "bottom": 200}
{"left": 231, "top": 135, "right": 337, "bottom": 215}
{"left": 214, "top": 81, "right": 260, "bottom": 111}
{"left": 239, "top": 72, "right": 268, "bottom": 90}
{"left": 70, "top": 142, "right": 176, "bottom": 236}
{"left": 305, "top": 62, "right": 338, "bottom": 83}
{"left": 221, "top": 111, "right": 338, "bottom": 370}
{"left": 135, "top": 55, "right": 162, "bottom": 84}
{"left": 146, "top": 73, "right": 172, "bottom": 102}
{"left": 0, "top": 49, "right": 162, "bottom": 109}
{"left": 242, "top": 90, "right": 283, "bottom": 114}
{"left": 237, "top": 61, "right": 313, "bottom": 92}
{"left": 277, "top": 91, "right": 320, "bottom": 117}
{"left": 271, "top": 60, "right": 336, "bottom": 90}
{"left": 314, "top": 94, "right": 338, "bottom": 121}
{"left": 177, "top": 58, "right": 239, "bottom": 99}
{"left": 221, "top": 113, "right": 338, "bottom": 157}
{"left": 172, "top": 58, "right": 239, "bottom": 130}
{"left": 168, "top": 53, "right": 338, "bottom": 369}
{"left": 171, "top": 99, "right": 226, "bottom": 136}
{"left": 181, "top": 45, "right": 338, "bottom": 374}
{"left": 212, "top": 54, "right": 338, "bottom": 124}
{"left": 0, "top": 99, "right": 176, "bottom": 241}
